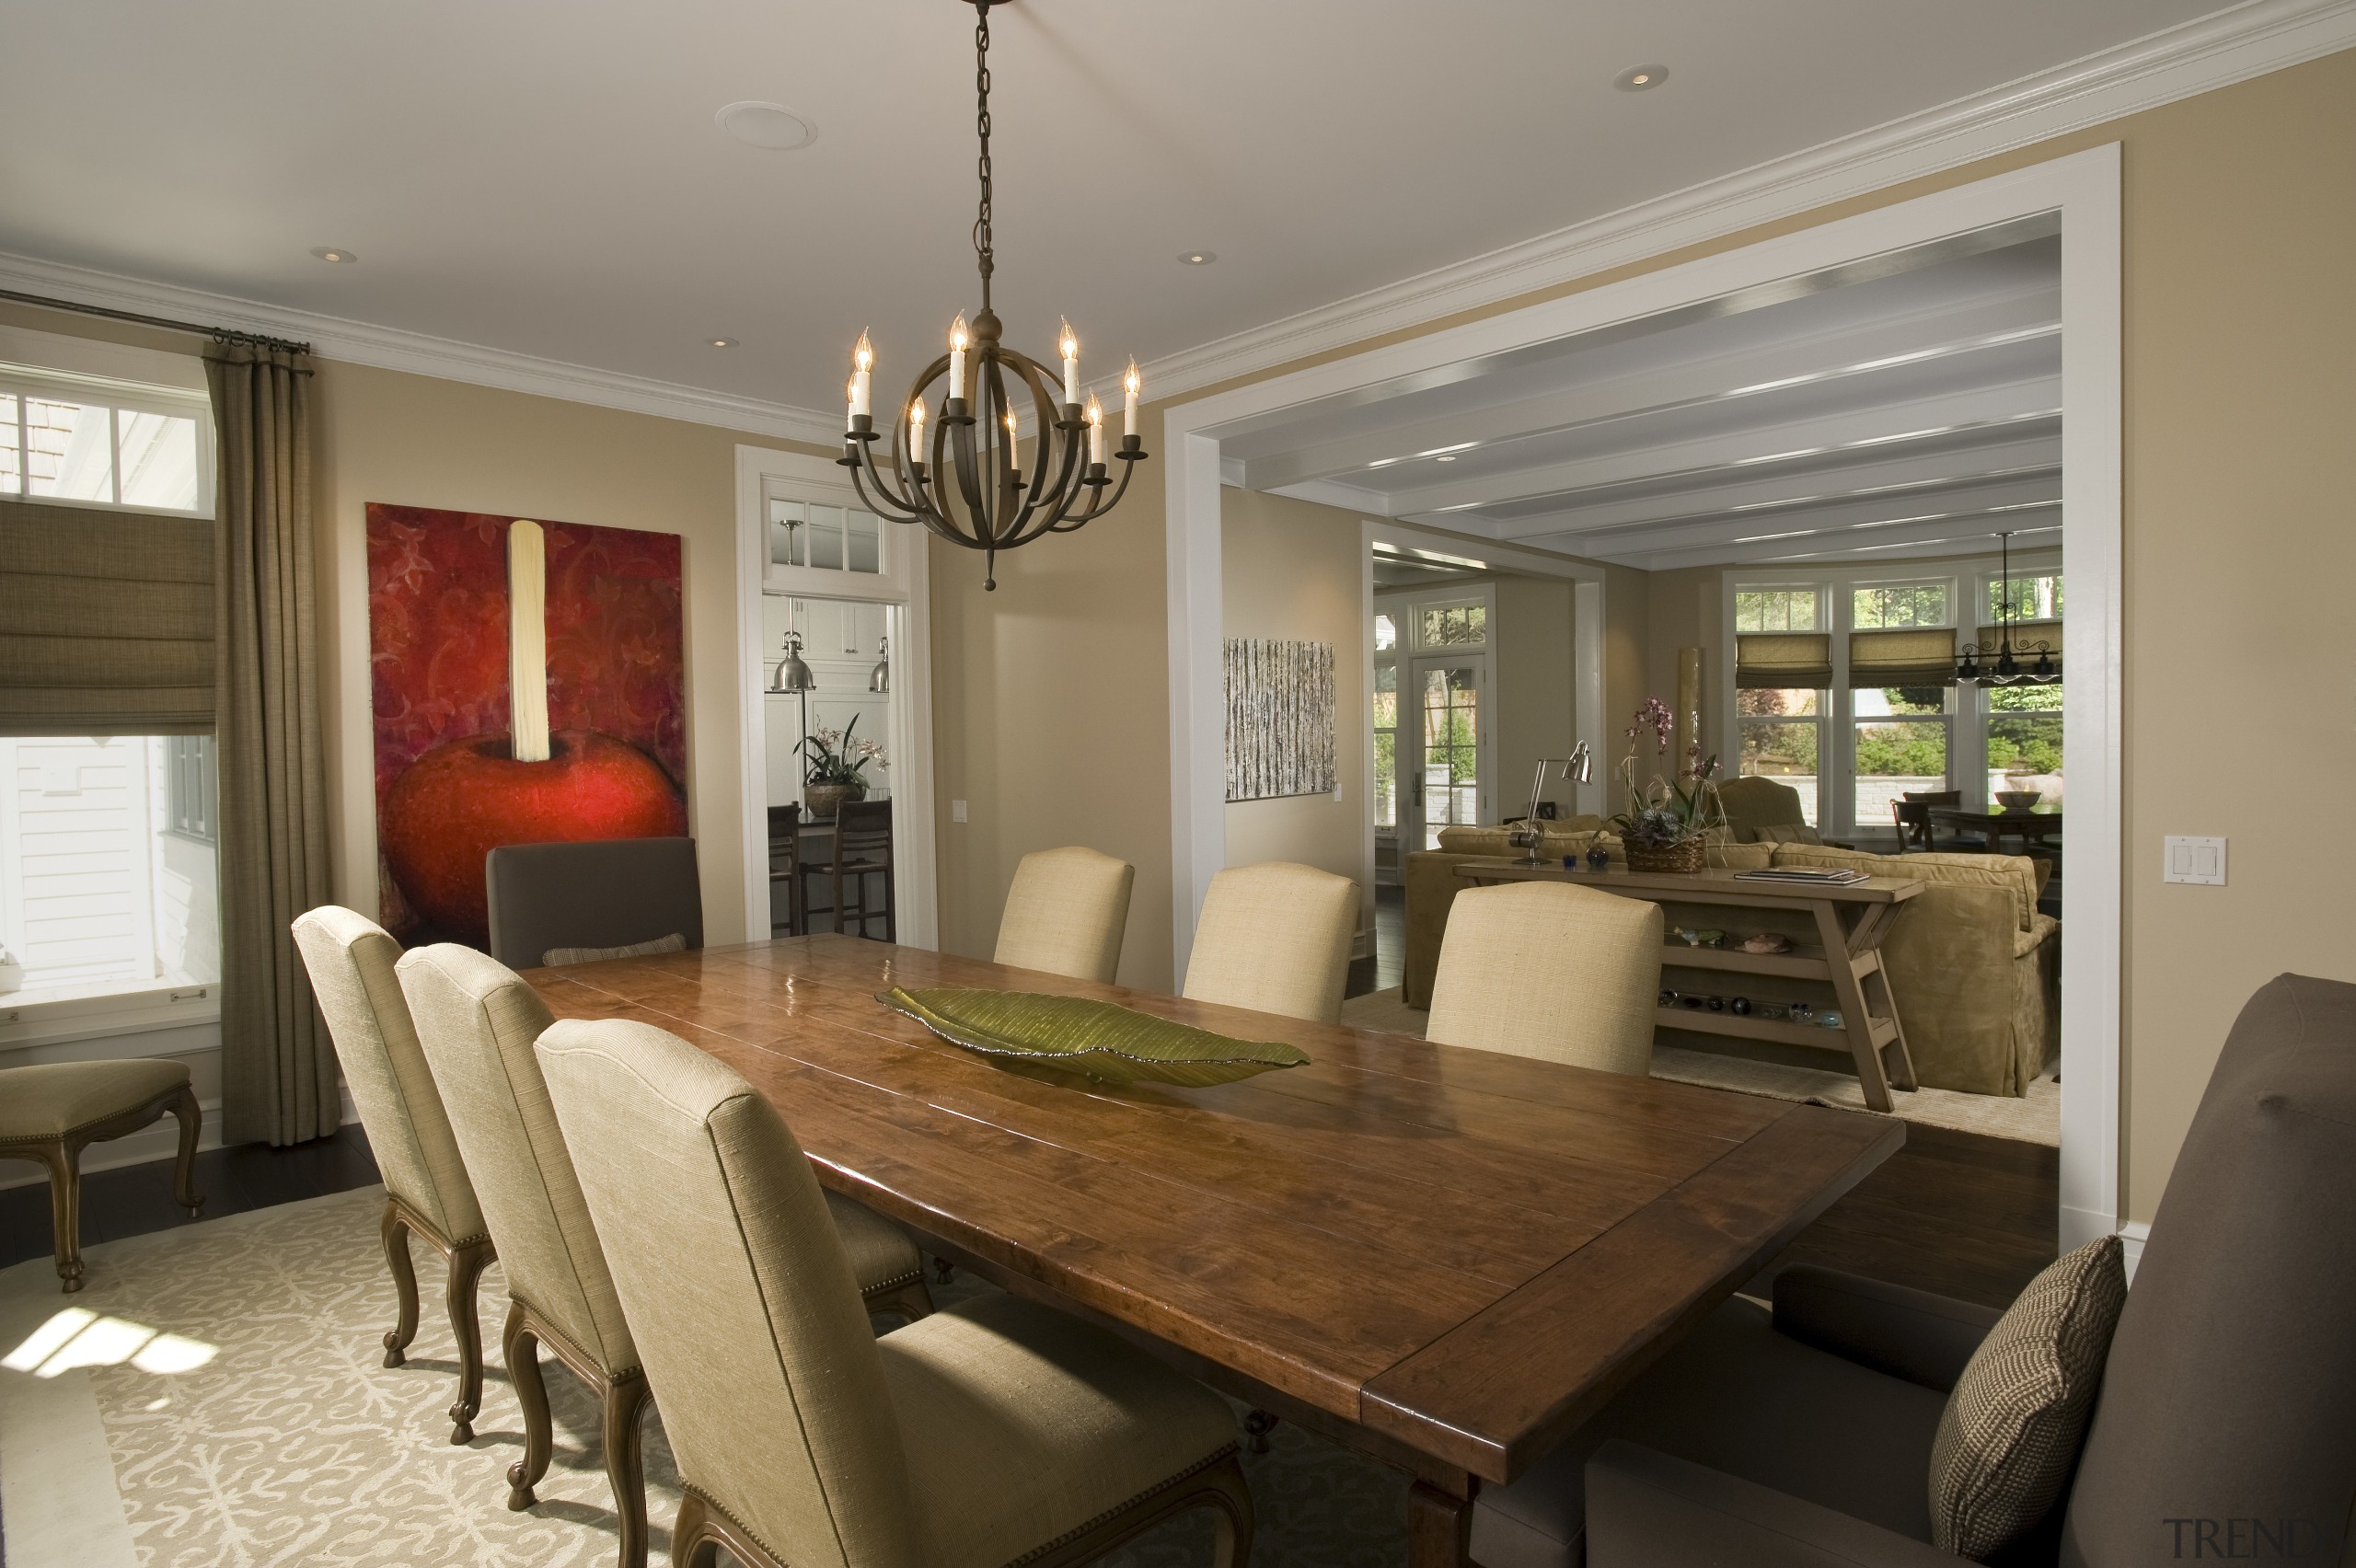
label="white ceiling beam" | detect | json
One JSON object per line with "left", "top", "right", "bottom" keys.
{"left": 1514, "top": 472, "right": 2063, "bottom": 561}
{"left": 1608, "top": 502, "right": 2064, "bottom": 571}
{"left": 1236, "top": 291, "right": 2058, "bottom": 489}
{"left": 1383, "top": 380, "right": 2061, "bottom": 515}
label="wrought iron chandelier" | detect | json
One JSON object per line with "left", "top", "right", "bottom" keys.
{"left": 838, "top": 0, "right": 1147, "bottom": 590}
{"left": 1955, "top": 531, "right": 2058, "bottom": 686}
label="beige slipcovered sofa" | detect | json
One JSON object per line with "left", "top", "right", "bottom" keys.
{"left": 1403, "top": 829, "right": 2058, "bottom": 1097}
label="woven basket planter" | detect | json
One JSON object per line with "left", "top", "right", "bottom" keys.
{"left": 1624, "top": 837, "right": 1706, "bottom": 873}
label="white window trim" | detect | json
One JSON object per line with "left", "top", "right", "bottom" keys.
{"left": 1376, "top": 581, "right": 1500, "bottom": 847}
{"left": 733, "top": 445, "right": 938, "bottom": 949}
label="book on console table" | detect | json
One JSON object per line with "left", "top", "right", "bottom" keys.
{"left": 1733, "top": 868, "right": 1873, "bottom": 885}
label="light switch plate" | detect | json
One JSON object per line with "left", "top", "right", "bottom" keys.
{"left": 2163, "top": 835, "right": 2226, "bottom": 885}
{"left": 951, "top": 799, "right": 968, "bottom": 824}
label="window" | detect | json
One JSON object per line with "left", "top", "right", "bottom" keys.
{"left": 1371, "top": 663, "right": 1397, "bottom": 829}
{"left": 1735, "top": 589, "right": 1818, "bottom": 631}
{"left": 1982, "top": 570, "right": 2063, "bottom": 796}
{"left": 1738, "top": 688, "right": 1822, "bottom": 825}
{"left": 1373, "top": 612, "right": 1397, "bottom": 652}
{"left": 165, "top": 737, "right": 215, "bottom": 843}
{"left": 768, "top": 499, "right": 883, "bottom": 576}
{"left": 1420, "top": 667, "right": 1481, "bottom": 847}
{"left": 1419, "top": 603, "right": 1486, "bottom": 646}
{"left": 0, "top": 373, "right": 210, "bottom": 514}
{"left": 0, "top": 736, "right": 220, "bottom": 1002}
{"left": 1987, "top": 573, "right": 2063, "bottom": 621}
{"left": 1852, "top": 583, "right": 1948, "bottom": 628}
{"left": 1854, "top": 683, "right": 1952, "bottom": 827}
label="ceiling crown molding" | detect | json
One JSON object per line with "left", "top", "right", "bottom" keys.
{"left": 1131, "top": 0, "right": 2356, "bottom": 408}
{"left": 0, "top": 249, "right": 844, "bottom": 447}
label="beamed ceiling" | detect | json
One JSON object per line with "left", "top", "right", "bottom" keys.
{"left": 1231, "top": 229, "right": 2063, "bottom": 570}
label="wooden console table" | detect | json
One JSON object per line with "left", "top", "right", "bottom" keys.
{"left": 1454, "top": 860, "right": 1924, "bottom": 1111}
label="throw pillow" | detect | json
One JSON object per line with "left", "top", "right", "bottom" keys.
{"left": 541, "top": 931, "right": 688, "bottom": 968}
{"left": 1753, "top": 824, "right": 1824, "bottom": 846}
{"left": 1928, "top": 1235, "right": 2127, "bottom": 1558}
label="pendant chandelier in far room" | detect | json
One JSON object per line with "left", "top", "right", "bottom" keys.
{"left": 837, "top": 0, "right": 1148, "bottom": 590}
{"left": 1955, "top": 531, "right": 2059, "bottom": 686}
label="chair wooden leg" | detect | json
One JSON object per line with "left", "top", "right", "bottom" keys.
{"left": 881, "top": 860, "right": 895, "bottom": 944}
{"left": 503, "top": 1305, "right": 553, "bottom": 1510}
{"left": 379, "top": 1201, "right": 421, "bottom": 1366}
{"left": 1202, "top": 1452, "right": 1256, "bottom": 1568}
{"left": 672, "top": 1493, "right": 723, "bottom": 1568}
{"left": 167, "top": 1086, "right": 205, "bottom": 1216}
{"left": 40, "top": 1140, "right": 83, "bottom": 1294}
{"left": 602, "top": 1372, "right": 653, "bottom": 1568}
{"left": 445, "top": 1238, "right": 494, "bottom": 1444}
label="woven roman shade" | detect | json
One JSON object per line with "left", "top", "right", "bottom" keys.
{"left": 1972, "top": 619, "right": 2063, "bottom": 679}
{"left": 1734, "top": 631, "right": 1831, "bottom": 689}
{"left": 0, "top": 499, "right": 214, "bottom": 735}
{"left": 1849, "top": 627, "right": 1957, "bottom": 687}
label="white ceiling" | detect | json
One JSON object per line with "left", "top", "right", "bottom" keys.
{"left": 1233, "top": 228, "right": 2063, "bottom": 569}
{"left": 2, "top": 0, "right": 2228, "bottom": 420}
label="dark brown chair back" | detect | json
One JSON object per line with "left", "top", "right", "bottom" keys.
{"left": 2061, "top": 974, "right": 2356, "bottom": 1563}
{"left": 836, "top": 799, "right": 893, "bottom": 863}
{"left": 1889, "top": 799, "right": 1935, "bottom": 852}
{"left": 484, "top": 837, "right": 702, "bottom": 967}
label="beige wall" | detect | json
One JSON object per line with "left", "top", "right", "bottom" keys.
{"left": 928, "top": 49, "right": 2356, "bottom": 1224}
{"left": 1219, "top": 488, "right": 1373, "bottom": 947}
{"left": 1491, "top": 574, "right": 1577, "bottom": 819}
{"left": 1642, "top": 565, "right": 1722, "bottom": 774}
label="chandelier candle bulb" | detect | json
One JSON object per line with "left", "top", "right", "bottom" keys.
{"left": 1059, "top": 319, "right": 1080, "bottom": 408}
{"left": 849, "top": 331, "right": 873, "bottom": 418}
{"left": 1124, "top": 359, "right": 1141, "bottom": 438}
{"left": 947, "top": 315, "right": 969, "bottom": 402}
{"left": 907, "top": 398, "right": 927, "bottom": 467}
{"left": 1086, "top": 396, "right": 1104, "bottom": 465}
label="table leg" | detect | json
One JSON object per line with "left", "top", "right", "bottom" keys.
{"left": 1407, "top": 1473, "right": 1476, "bottom": 1568}
{"left": 1814, "top": 901, "right": 1895, "bottom": 1113}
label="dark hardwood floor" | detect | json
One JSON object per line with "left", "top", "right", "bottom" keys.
{"left": 1748, "top": 1119, "right": 2059, "bottom": 1309}
{"left": 0, "top": 1124, "right": 383, "bottom": 1273}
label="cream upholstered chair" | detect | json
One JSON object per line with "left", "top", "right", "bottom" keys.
{"left": 0, "top": 1061, "right": 202, "bottom": 1293}
{"left": 1182, "top": 860, "right": 1358, "bottom": 1024}
{"left": 534, "top": 1014, "right": 1253, "bottom": 1568}
{"left": 290, "top": 906, "right": 495, "bottom": 1446}
{"left": 1425, "top": 881, "right": 1664, "bottom": 1076}
{"left": 397, "top": 945, "right": 931, "bottom": 1568}
{"left": 993, "top": 846, "right": 1137, "bottom": 983}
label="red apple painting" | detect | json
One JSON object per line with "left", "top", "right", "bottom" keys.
{"left": 367, "top": 504, "right": 687, "bottom": 949}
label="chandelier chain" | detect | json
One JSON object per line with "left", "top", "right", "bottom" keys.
{"left": 973, "top": 3, "right": 994, "bottom": 308}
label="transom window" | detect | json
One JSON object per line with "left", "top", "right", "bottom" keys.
{"left": 0, "top": 370, "right": 212, "bottom": 516}
{"left": 1851, "top": 582, "right": 1948, "bottom": 628}
{"left": 1735, "top": 588, "right": 1817, "bottom": 631}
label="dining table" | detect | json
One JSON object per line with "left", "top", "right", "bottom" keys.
{"left": 525, "top": 933, "right": 1903, "bottom": 1565}
{"left": 1928, "top": 802, "right": 2062, "bottom": 856}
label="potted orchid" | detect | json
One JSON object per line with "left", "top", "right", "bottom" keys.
{"left": 1607, "top": 697, "right": 1727, "bottom": 872}
{"left": 798, "top": 713, "right": 888, "bottom": 821}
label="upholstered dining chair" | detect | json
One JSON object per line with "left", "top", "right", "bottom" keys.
{"left": 396, "top": 944, "right": 933, "bottom": 1568}
{"left": 484, "top": 836, "right": 703, "bottom": 970}
{"left": 0, "top": 1060, "right": 202, "bottom": 1293}
{"left": 290, "top": 905, "right": 494, "bottom": 1446}
{"left": 1425, "top": 881, "right": 1663, "bottom": 1075}
{"left": 1182, "top": 860, "right": 1358, "bottom": 1024}
{"left": 534, "top": 1014, "right": 1255, "bottom": 1568}
{"left": 994, "top": 845, "right": 1137, "bottom": 983}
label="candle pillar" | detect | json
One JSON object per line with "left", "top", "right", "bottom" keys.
{"left": 1086, "top": 395, "right": 1104, "bottom": 465}
{"left": 849, "top": 329, "right": 873, "bottom": 418}
{"left": 507, "top": 520, "right": 550, "bottom": 763}
{"left": 907, "top": 397, "right": 927, "bottom": 467}
{"left": 1123, "top": 358, "right": 1142, "bottom": 439}
{"left": 1058, "top": 318, "right": 1080, "bottom": 408}
{"left": 947, "top": 314, "right": 969, "bottom": 401}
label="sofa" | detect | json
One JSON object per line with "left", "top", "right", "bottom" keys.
{"left": 1403, "top": 830, "right": 2059, "bottom": 1097}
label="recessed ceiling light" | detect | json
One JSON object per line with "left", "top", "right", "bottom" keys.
{"left": 310, "top": 247, "right": 357, "bottom": 263}
{"left": 1434, "top": 455, "right": 1458, "bottom": 463}
{"left": 1178, "top": 250, "right": 1217, "bottom": 266}
{"left": 1614, "top": 64, "right": 1669, "bottom": 92}
{"left": 716, "top": 100, "right": 817, "bottom": 151}
{"left": 705, "top": 337, "right": 738, "bottom": 350}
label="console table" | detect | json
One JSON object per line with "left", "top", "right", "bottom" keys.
{"left": 1453, "top": 860, "right": 1924, "bottom": 1111}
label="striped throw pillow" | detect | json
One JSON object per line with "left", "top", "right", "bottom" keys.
{"left": 1928, "top": 1235, "right": 2127, "bottom": 1557}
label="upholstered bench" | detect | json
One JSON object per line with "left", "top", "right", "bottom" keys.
{"left": 0, "top": 1060, "right": 203, "bottom": 1292}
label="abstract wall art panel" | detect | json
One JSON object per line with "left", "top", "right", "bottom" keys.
{"left": 366, "top": 503, "right": 687, "bottom": 948}
{"left": 1224, "top": 639, "right": 1336, "bottom": 801}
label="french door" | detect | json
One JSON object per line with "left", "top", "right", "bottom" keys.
{"left": 1404, "top": 654, "right": 1488, "bottom": 851}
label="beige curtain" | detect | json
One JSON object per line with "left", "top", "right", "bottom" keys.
{"left": 0, "top": 502, "right": 213, "bottom": 734}
{"left": 208, "top": 342, "right": 335, "bottom": 1146}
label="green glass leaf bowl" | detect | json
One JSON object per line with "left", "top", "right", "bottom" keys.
{"left": 877, "top": 986, "right": 1311, "bottom": 1088}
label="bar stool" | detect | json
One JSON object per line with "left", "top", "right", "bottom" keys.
{"left": 767, "top": 803, "right": 805, "bottom": 937}
{"left": 801, "top": 798, "right": 894, "bottom": 940}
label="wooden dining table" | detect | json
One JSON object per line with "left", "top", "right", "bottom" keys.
{"left": 525, "top": 934, "right": 1902, "bottom": 1565}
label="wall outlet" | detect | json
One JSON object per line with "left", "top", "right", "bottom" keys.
{"left": 2163, "top": 836, "right": 2226, "bottom": 885}
{"left": 951, "top": 799, "right": 968, "bottom": 824}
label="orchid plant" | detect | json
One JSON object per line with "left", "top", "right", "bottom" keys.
{"left": 1606, "top": 698, "right": 1726, "bottom": 850}
{"left": 798, "top": 712, "right": 889, "bottom": 788}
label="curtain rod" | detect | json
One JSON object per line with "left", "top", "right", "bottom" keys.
{"left": 0, "top": 287, "right": 312, "bottom": 356}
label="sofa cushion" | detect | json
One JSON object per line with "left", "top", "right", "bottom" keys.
{"left": 1752, "top": 824, "right": 1825, "bottom": 846}
{"left": 1928, "top": 1235, "right": 2127, "bottom": 1557}
{"left": 1772, "top": 844, "right": 2038, "bottom": 931}
{"left": 1436, "top": 817, "right": 1603, "bottom": 857}
{"left": 0, "top": 1058, "right": 191, "bottom": 1143}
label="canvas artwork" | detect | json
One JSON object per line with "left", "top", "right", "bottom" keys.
{"left": 1224, "top": 639, "right": 1337, "bottom": 801}
{"left": 366, "top": 503, "right": 687, "bottom": 949}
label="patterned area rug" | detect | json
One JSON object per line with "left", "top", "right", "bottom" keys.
{"left": 0, "top": 1186, "right": 1409, "bottom": 1566}
{"left": 1340, "top": 987, "right": 2061, "bottom": 1147}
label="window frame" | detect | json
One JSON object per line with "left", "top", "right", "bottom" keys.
{"left": 0, "top": 364, "right": 215, "bottom": 519}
